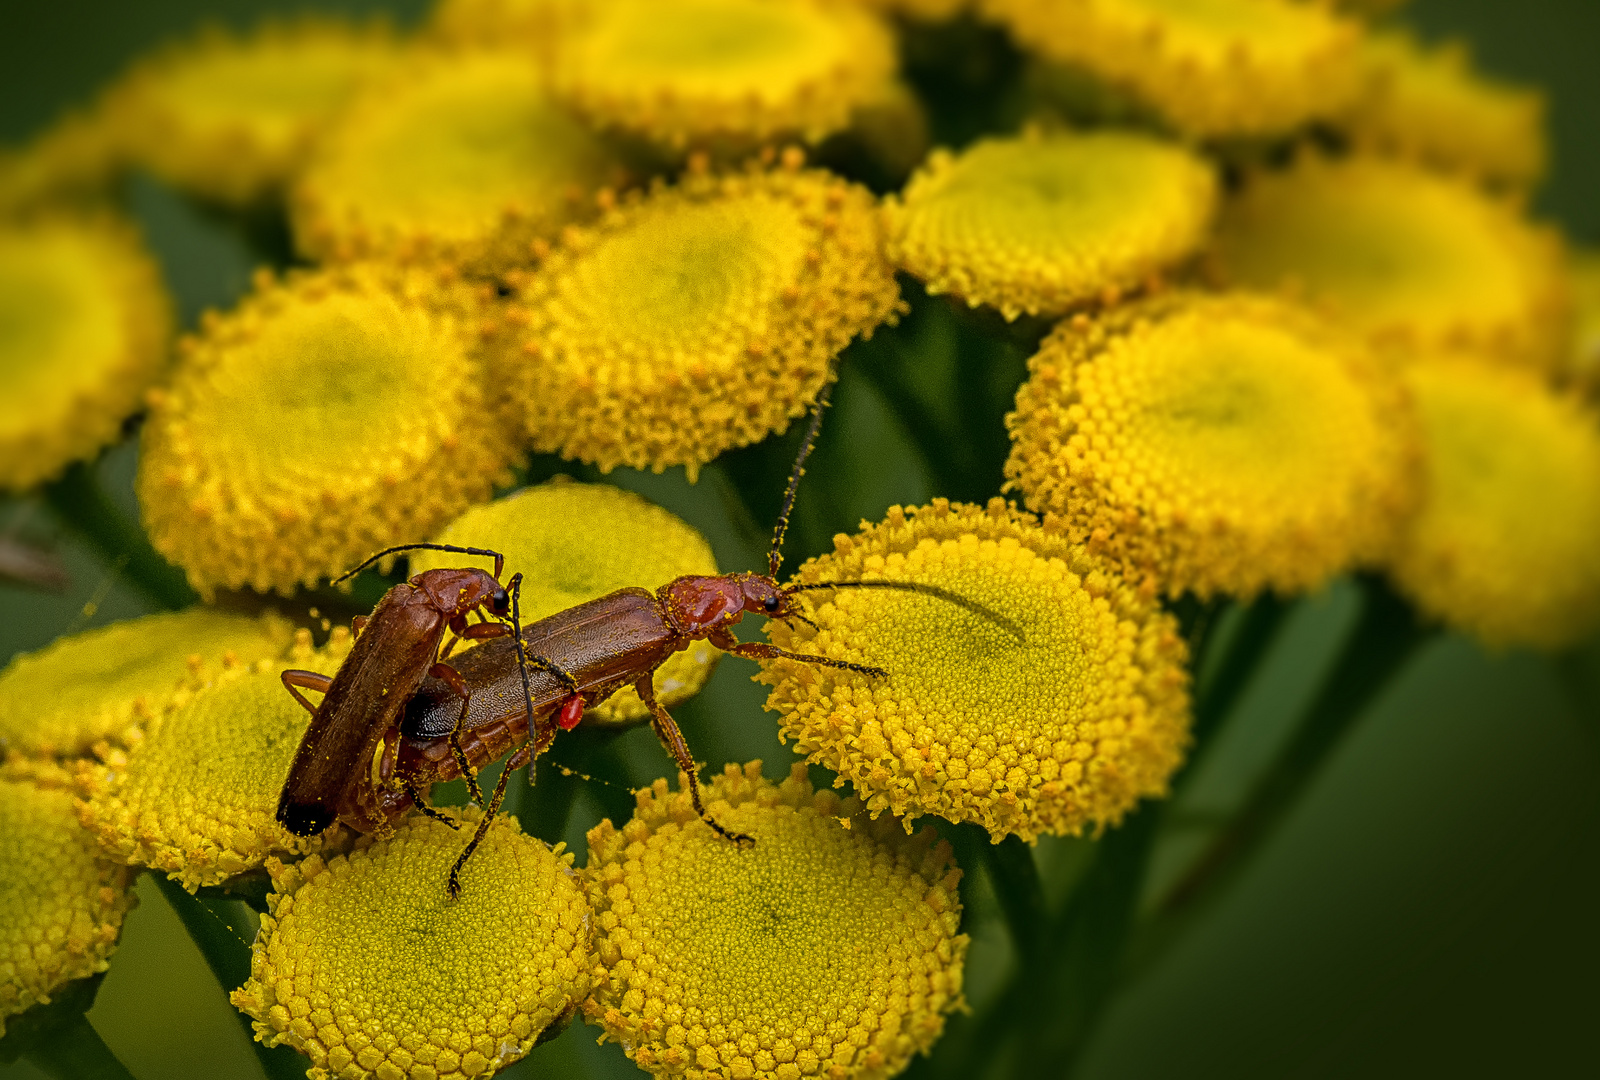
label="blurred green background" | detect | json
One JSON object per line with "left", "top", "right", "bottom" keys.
{"left": 2, "top": 2, "right": 1598, "bottom": 1078}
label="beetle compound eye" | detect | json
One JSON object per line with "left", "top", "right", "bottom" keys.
{"left": 763, "top": 595, "right": 780, "bottom": 612}
{"left": 489, "top": 587, "right": 510, "bottom": 615}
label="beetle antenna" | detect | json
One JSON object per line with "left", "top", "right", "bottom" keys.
{"left": 769, "top": 380, "right": 836, "bottom": 579}
{"left": 504, "top": 573, "right": 540, "bottom": 762}
{"left": 784, "top": 580, "right": 1025, "bottom": 642}
{"left": 334, "top": 543, "right": 506, "bottom": 584}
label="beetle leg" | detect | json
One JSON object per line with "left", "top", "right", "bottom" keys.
{"left": 448, "top": 741, "right": 522, "bottom": 898}
{"left": 429, "top": 662, "right": 485, "bottom": 808}
{"left": 403, "top": 780, "right": 460, "bottom": 831}
{"left": 709, "top": 630, "right": 890, "bottom": 679}
{"left": 635, "top": 675, "right": 753, "bottom": 847}
{"left": 280, "top": 669, "right": 333, "bottom": 717}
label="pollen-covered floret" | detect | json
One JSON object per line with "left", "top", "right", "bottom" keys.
{"left": 413, "top": 480, "right": 721, "bottom": 725}
{"left": 759, "top": 500, "right": 1190, "bottom": 841}
{"left": 551, "top": 0, "right": 898, "bottom": 149}
{"left": 0, "top": 214, "right": 172, "bottom": 492}
{"left": 231, "top": 810, "right": 593, "bottom": 1078}
{"left": 884, "top": 128, "right": 1217, "bottom": 320}
{"left": 76, "top": 631, "right": 353, "bottom": 891}
{"left": 1210, "top": 155, "right": 1570, "bottom": 370}
{"left": 1388, "top": 354, "right": 1600, "bottom": 649}
{"left": 983, "top": 0, "right": 1362, "bottom": 138}
{"left": 138, "top": 262, "right": 521, "bottom": 596}
{"left": 102, "top": 17, "right": 400, "bottom": 206}
{"left": 290, "top": 49, "right": 624, "bottom": 267}
{"left": 0, "top": 778, "right": 134, "bottom": 1039}
{"left": 583, "top": 761, "right": 968, "bottom": 1080}
{"left": 0, "top": 609, "right": 293, "bottom": 762}
{"left": 1004, "top": 292, "right": 1418, "bottom": 599}
{"left": 507, "top": 159, "right": 901, "bottom": 479}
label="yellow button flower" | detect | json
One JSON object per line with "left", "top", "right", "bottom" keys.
{"left": 103, "top": 17, "right": 400, "bottom": 206}
{"left": 0, "top": 608, "right": 293, "bottom": 761}
{"left": 291, "top": 49, "right": 623, "bottom": 267}
{"left": 1338, "top": 30, "right": 1546, "bottom": 189}
{"left": 77, "top": 632, "right": 353, "bottom": 891}
{"left": 0, "top": 777, "right": 134, "bottom": 1039}
{"left": 759, "top": 500, "right": 1190, "bottom": 841}
{"left": 426, "top": 0, "right": 590, "bottom": 59}
{"left": 413, "top": 480, "right": 721, "bottom": 725}
{"left": 552, "top": 0, "right": 897, "bottom": 148}
{"left": 508, "top": 160, "right": 901, "bottom": 479}
{"left": 984, "top": 0, "right": 1362, "bottom": 137}
{"left": 1388, "top": 354, "right": 1600, "bottom": 649}
{"left": 138, "top": 263, "right": 520, "bottom": 596}
{"left": 1210, "top": 155, "right": 1570, "bottom": 369}
{"left": 0, "top": 214, "right": 171, "bottom": 492}
{"left": 884, "top": 128, "right": 1217, "bottom": 320}
{"left": 1005, "top": 292, "right": 1418, "bottom": 599}
{"left": 231, "top": 811, "right": 593, "bottom": 1079}
{"left": 584, "top": 761, "right": 968, "bottom": 1080}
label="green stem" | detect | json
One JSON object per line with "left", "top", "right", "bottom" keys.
{"left": 1190, "top": 593, "right": 1293, "bottom": 751}
{"left": 152, "top": 875, "right": 305, "bottom": 1080}
{"left": 42, "top": 460, "right": 197, "bottom": 610}
{"left": 851, "top": 337, "right": 967, "bottom": 497}
{"left": 981, "top": 834, "right": 1046, "bottom": 954}
{"left": 21, "top": 1013, "right": 137, "bottom": 1080}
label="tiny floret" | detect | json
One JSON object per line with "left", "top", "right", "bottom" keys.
{"left": 583, "top": 761, "right": 969, "bottom": 1079}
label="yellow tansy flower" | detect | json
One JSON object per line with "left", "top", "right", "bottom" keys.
{"left": 1563, "top": 249, "right": 1600, "bottom": 395}
{"left": 102, "top": 18, "right": 400, "bottom": 206}
{"left": 413, "top": 480, "right": 721, "bottom": 725}
{"left": 584, "top": 761, "right": 967, "bottom": 1080}
{"left": 983, "top": 0, "right": 1362, "bottom": 138}
{"left": 1210, "top": 155, "right": 1570, "bottom": 369}
{"left": 508, "top": 160, "right": 901, "bottom": 479}
{"left": 231, "top": 811, "right": 593, "bottom": 1078}
{"left": 0, "top": 778, "right": 134, "bottom": 1039}
{"left": 0, "top": 214, "right": 171, "bottom": 492}
{"left": 759, "top": 500, "right": 1191, "bottom": 841}
{"left": 1004, "top": 292, "right": 1418, "bottom": 598}
{"left": 0, "top": 109, "right": 122, "bottom": 214}
{"left": 291, "top": 49, "right": 624, "bottom": 267}
{"left": 1388, "top": 354, "right": 1600, "bottom": 649}
{"left": 0, "top": 608, "right": 293, "bottom": 761}
{"left": 883, "top": 129, "right": 1217, "bottom": 320}
{"left": 138, "top": 263, "right": 520, "bottom": 596}
{"left": 1338, "top": 30, "right": 1546, "bottom": 189}
{"left": 77, "top": 633, "right": 353, "bottom": 891}
{"left": 551, "top": 0, "right": 898, "bottom": 149}
{"left": 426, "top": 0, "right": 591, "bottom": 60}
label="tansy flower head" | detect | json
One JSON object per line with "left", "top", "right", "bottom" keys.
{"left": 1004, "top": 292, "right": 1418, "bottom": 599}
{"left": 883, "top": 128, "right": 1217, "bottom": 320}
{"left": 1388, "top": 354, "right": 1600, "bottom": 650}
{"left": 291, "top": 49, "right": 625, "bottom": 268}
{"left": 0, "top": 778, "right": 134, "bottom": 1039}
{"left": 0, "top": 214, "right": 171, "bottom": 492}
{"left": 551, "top": 0, "right": 898, "bottom": 149}
{"left": 983, "top": 0, "right": 1362, "bottom": 138}
{"left": 426, "top": 0, "right": 592, "bottom": 59}
{"left": 758, "top": 500, "right": 1190, "bottom": 841}
{"left": 583, "top": 761, "right": 967, "bottom": 1080}
{"left": 231, "top": 810, "right": 593, "bottom": 1078}
{"left": 1338, "top": 30, "right": 1546, "bottom": 190}
{"left": 0, "top": 608, "right": 293, "bottom": 762}
{"left": 76, "top": 631, "right": 354, "bottom": 890}
{"left": 413, "top": 480, "right": 721, "bottom": 725}
{"left": 508, "top": 161, "right": 901, "bottom": 479}
{"left": 138, "top": 263, "right": 520, "bottom": 596}
{"left": 1210, "top": 155, "right": 1570, "bottom": 369}
{"left": 102, "top": 17, "right": 400, "bottom": 206}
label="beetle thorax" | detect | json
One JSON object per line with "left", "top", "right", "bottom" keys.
{"left": 662, "top": 575, "right": 751, "bottom": 636}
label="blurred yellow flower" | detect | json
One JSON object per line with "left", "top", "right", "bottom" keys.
{"left": 0, "top": 214, "right": 171, "bottom": 492}
{"left": 426, "top": 0, "right": 592, "bottom": 63}
{"left": 103, "top": 17, "right": 400, "bottom": 206}
{"left": 414, "top": 480, "right": 721, "bottom": 725}
{"left": 231, "top": 810, "right": 593, "bottom": 1078}
{"left": 552, "top": 0, "right": 897, "bottom": 149}
{"left": 584, "top": 761, "right": 967, "bottom": 1080}
{"left": 0, "top": 777, "right": 134, "bottom": 1039}
{"left": 884, "top": 128, "right": 1217, "bottom": 319}
{"left": 1564, "top": 249, "right": 1600, "bottom": 395}
{"left": 1005, "top": 292, "right": 1418, "bottom": 598}
{"left": 508, "top": 159, "right": 901, "bottom": 479}
{"left": 0, "top": 111, "right": 122, "bottom": 214}
{"left": 138, "top": 263, "right": 520, "bottom": 595}
{"left": 1388, "top": 354, "right": 1600, "bottom": 649}
{"left": 291, "top": 49, "right": 624, "bottom": 267}
{"left": 759, "top": 500, "right": 1190, "bottom": 841}
{"left": 1210, "top": 155, "right": 1569, "bottom": 369}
